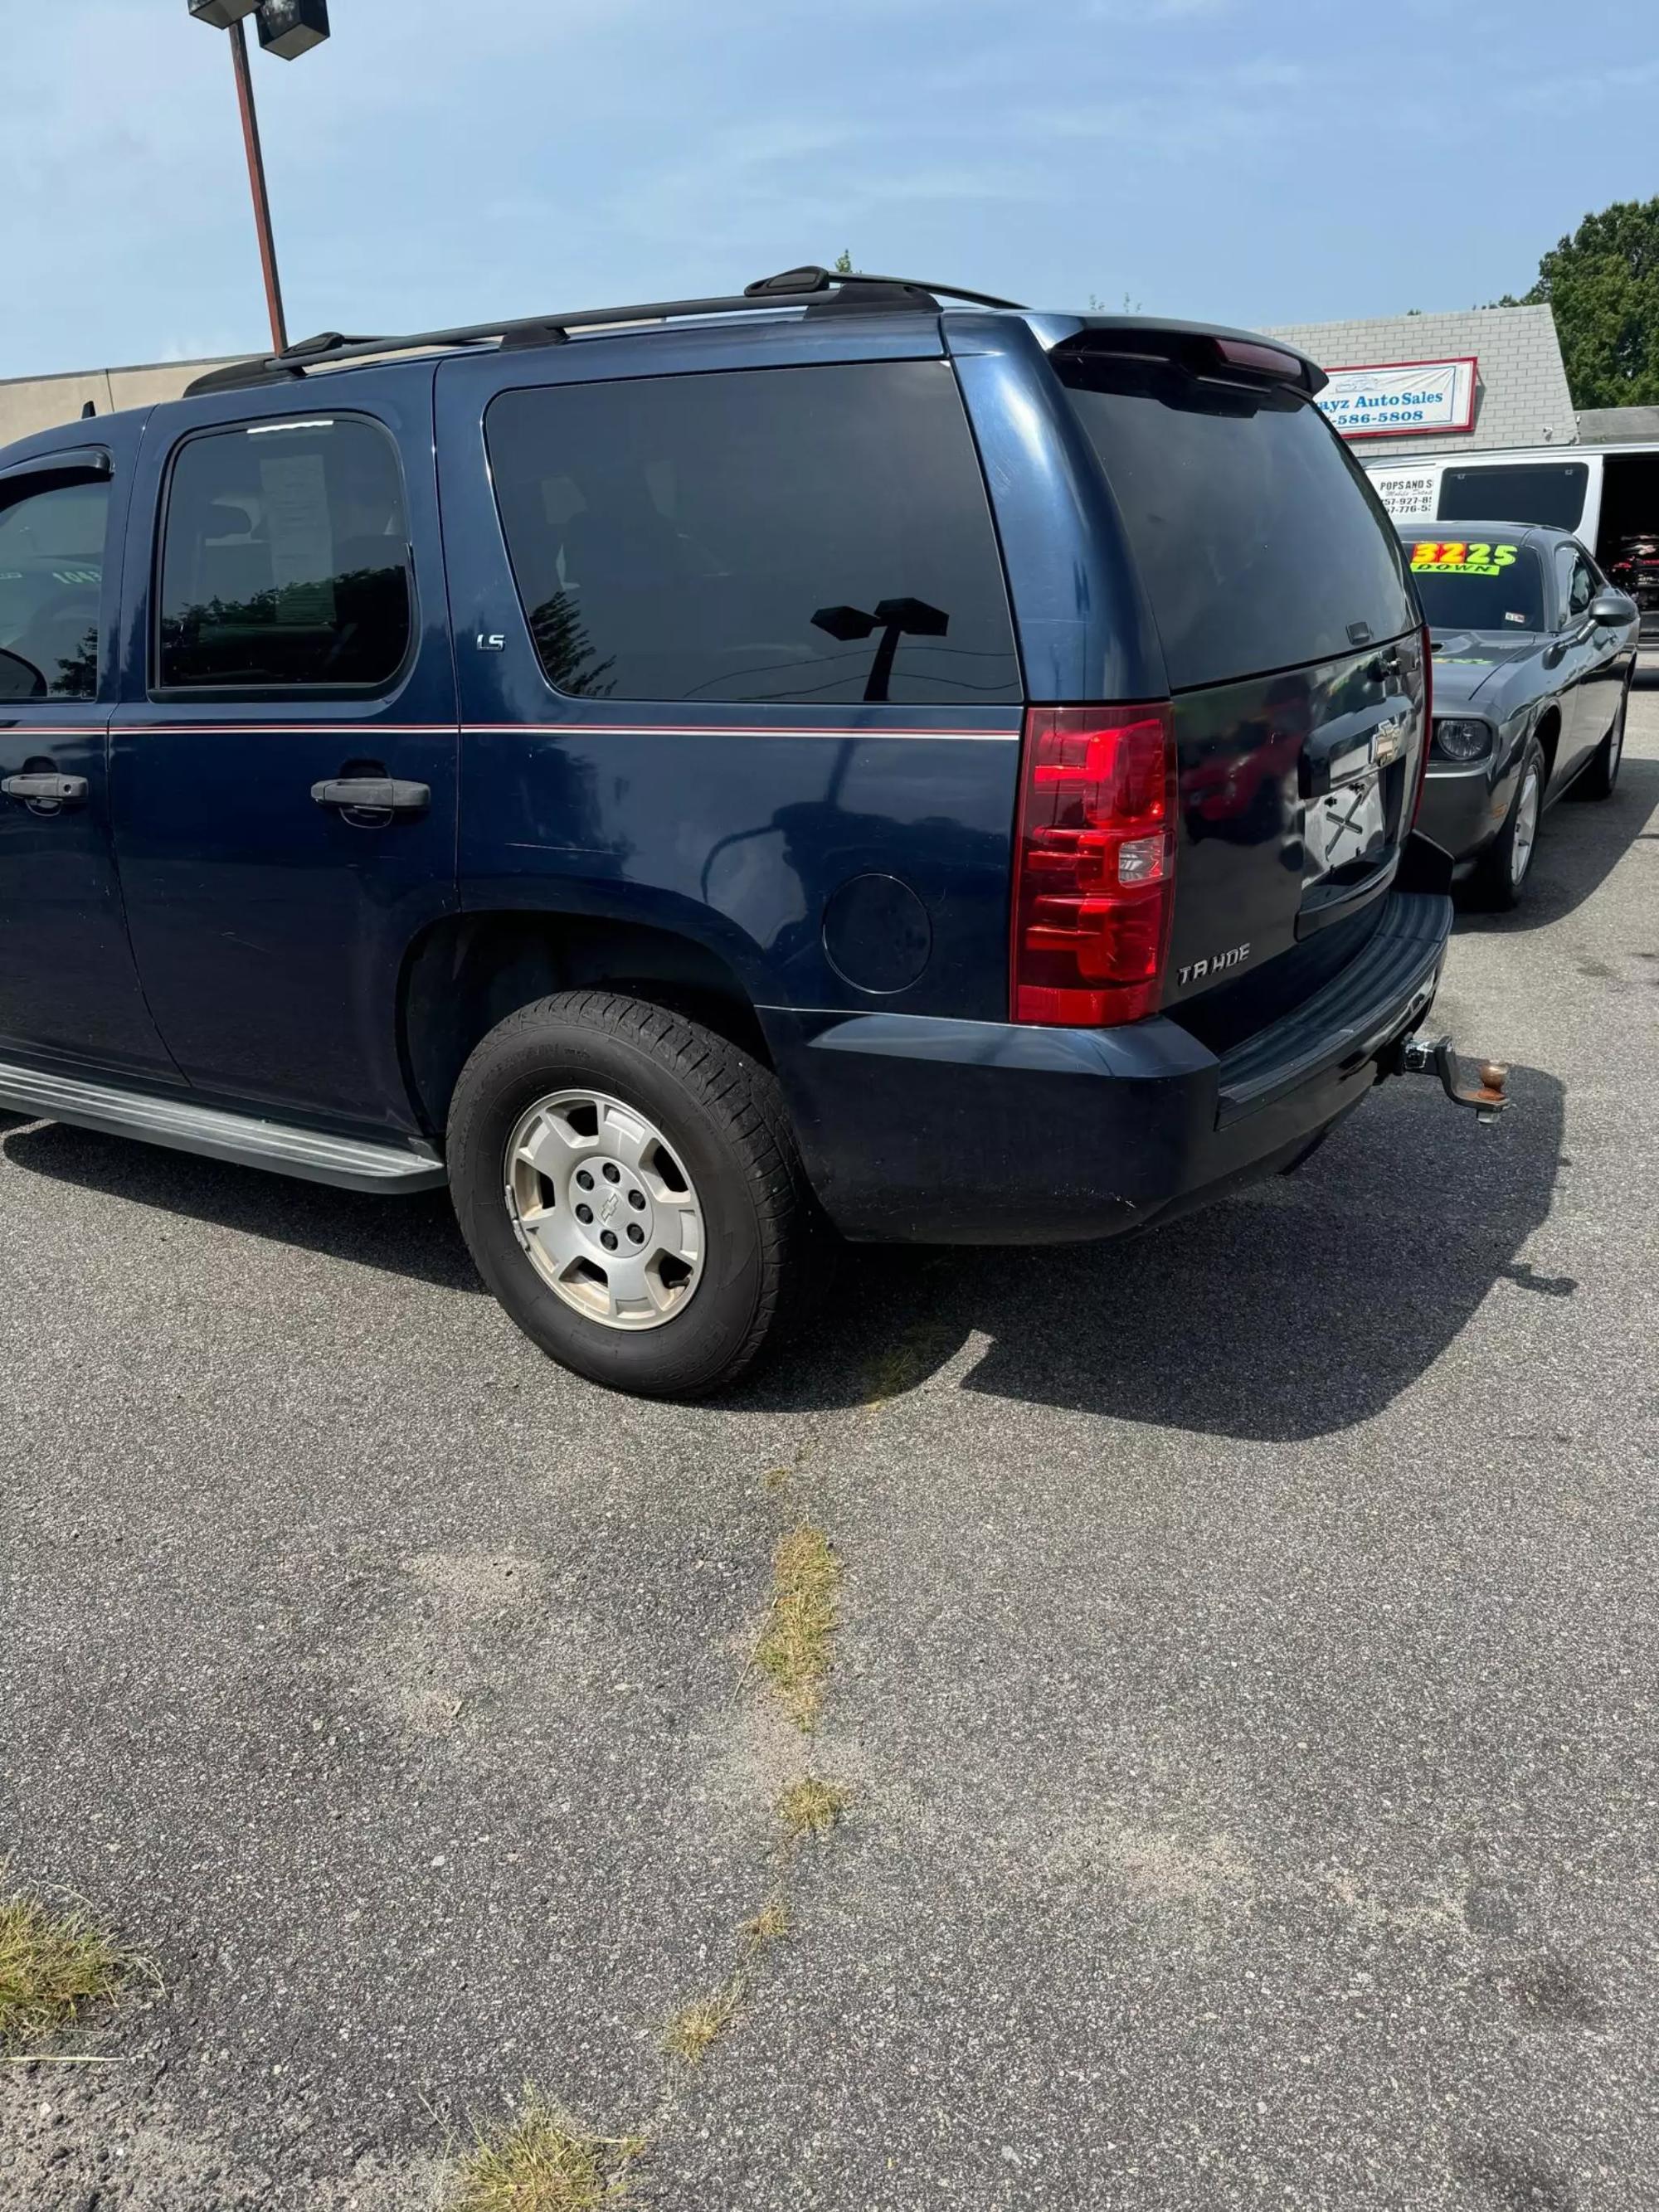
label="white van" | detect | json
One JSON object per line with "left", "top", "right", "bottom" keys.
{"left": 1365, "top": 444, "right": 1659, "bottom": 645}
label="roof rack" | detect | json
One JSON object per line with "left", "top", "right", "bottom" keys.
{"left": 185, "top": 265, "right": 1027, "bottom": 397}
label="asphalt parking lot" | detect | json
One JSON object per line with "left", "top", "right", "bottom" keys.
{"left": 3, "top": 691, "right": 1657, "bottom": 2212}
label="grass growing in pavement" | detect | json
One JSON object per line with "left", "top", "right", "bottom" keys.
{"left": 0, "top": 1892, "right": 128, "bottom": 2051}
{"left": 862, "top": 1321, "right": 956, "bottom": 1407}
{"left": 448, "top": 2089, "right": 642, "bottom": 2212}
{"left": 660, "top": 1903, "right": 788, "bottom": 2073}
{"left": 661, "top": 1977, "right": 746, "bottom": 2066}
{"left": 776, "top": 1777, "right": 850, "bottom": 1845}
{"left": 753, "top": 1525, "right": 842, "bottom": 1729}
{"left": 740, "top": 1898, "right": 790, "bottom": 1947}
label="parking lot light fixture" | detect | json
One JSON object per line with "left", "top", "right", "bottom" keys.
{"left": 187, "top": 0, "right": 332, "bottom": 354}
{"left": 187, "top": 0, "right": 261, "bottom": 25}
{"left": 257, "top": 0, "right": 332, "bottom": 60}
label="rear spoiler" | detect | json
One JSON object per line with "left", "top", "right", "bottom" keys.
{"left": 1050, "top": 318, "right": 1326, "bottom": 399}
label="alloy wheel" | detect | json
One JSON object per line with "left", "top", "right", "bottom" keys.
{"left": 1511, "top": 766, "right": 1541, "bottom": 886}
{"left": 504, "top": 1089, "right": 704, "bottom": 1329}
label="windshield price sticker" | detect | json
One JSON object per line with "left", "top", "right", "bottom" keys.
{"left": 1410, "top": 542, "right": 1519, "bottom": 578}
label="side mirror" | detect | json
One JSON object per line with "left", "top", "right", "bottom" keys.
{"left": 0, "top": 647, "right": 46, "bottom": 700}
{"left": 1588, "top": 589, "right": 1637, "bottom": 628}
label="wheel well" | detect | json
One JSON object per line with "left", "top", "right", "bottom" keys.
{"left": 399, "top": 912, "right": 771, "bottom": 1137}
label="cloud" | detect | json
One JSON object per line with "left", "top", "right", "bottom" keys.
{"left": 1018, "top": 54, "right": 1313, "bottom": 157}
{"left": 2, "top": 0, "right": 1655, "bottom": 380}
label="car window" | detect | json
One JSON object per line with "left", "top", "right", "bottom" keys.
{"left": 1403, "top": 539, "right": 1545, "bottom": 631}
{"left": 485, "top": 362, "right": 1022, "bottom": 706}
{"left": 155, "top": 416, "right": 412, "bottom": 693}
{"left": 1554, "top": 545, "right": 1594, "bottom": 625}
{"left": 0, "top": 476, "right": 108, "bottom": 701}
{"left": 1054, "top": 352, "right": 1415, "bottom": 691}
{"left": 1438, "top": 462, "right": 1589, "bottom": 532}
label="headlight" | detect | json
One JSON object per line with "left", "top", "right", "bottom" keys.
{"left": 1433, "top": 717, "right": 1493, "bottom": 763}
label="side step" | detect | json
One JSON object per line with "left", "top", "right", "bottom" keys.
{"left": 0, "top": 1061, "right": 446, "bottom": 1194}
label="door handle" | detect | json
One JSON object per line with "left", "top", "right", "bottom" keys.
{"left": 310, "top": 776, "right": 431, "bottom": 819}
{"left": 2, "top": 772, "right": 88, "bottom": 805}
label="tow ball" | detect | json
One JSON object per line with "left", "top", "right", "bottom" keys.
{"left": 1397, "top": 1033, "right": 1510, "bottom": 1124}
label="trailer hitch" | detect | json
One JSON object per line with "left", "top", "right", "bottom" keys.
{"left": 1397, "top": 1033, "right": 1510, "bottom": 1124}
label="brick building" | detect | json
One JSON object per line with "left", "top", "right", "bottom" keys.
{"left": 1262, "top": 304, "right": 1577, "bottom": 458}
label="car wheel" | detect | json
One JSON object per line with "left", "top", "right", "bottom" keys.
{"left": 447, "top": 991, "right": 831, "bottom": 1398}
{"left": 1465, "top": 736, "right": 1545, "bottom": 912}
{"left": 1576, "top": 677, "right": 1630, "bottom": 801}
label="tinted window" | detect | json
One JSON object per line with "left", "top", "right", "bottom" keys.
{"left": 1057, "top": 353, "right": 1414, "bottom": 690}
{"left": 157, "top": 416, "right": 411, "bottom": 693}
{"left": 1403, "top": 538, "right": 1545, "bottom": 631}
{"left": 486, "top": 363, "right": 1021, "bottom": 705}
{"left": 1438, "top": 463, "right": 1589, "bottom": 532}
{"left": 0, "top": 478, "right": 107, "bottom": 700}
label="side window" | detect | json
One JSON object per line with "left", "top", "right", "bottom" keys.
{"left": 485, "top": 362, "right": 1022, "bottom": 706}
{"left": 155, "top": 416, "right": 412, "bottom": 693}
{"left": 1556, "top": 546, "right": 1594, "bottom": 622}
{"left": 1439, "top": 462, "right": 1589, "bottom": 532}
{"left": 0, "top": 476, "right": 108, "bottom": 701}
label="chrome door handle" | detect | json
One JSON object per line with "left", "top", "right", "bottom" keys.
{"left": 310, "top": 777, "right": 431, "bottom": 820}
{"left": 2, "top": 772, "right": 88, "bottom": 805}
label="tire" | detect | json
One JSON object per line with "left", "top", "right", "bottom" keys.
{"left": 1464, "top": 735, "right": 1545, "bottom": 912}
{"left": 1576, "top": 676, "right": 1630, "bottom": 801}
{"left": 447, "top": 991, "right": 830, "bottom": 1398}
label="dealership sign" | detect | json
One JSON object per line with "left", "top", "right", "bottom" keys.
{"left": 1365, "top": 467, "right": 1438, "bottom": 519}
{"left": 1317, "top": 357, "right": 1478, "bottom": 440}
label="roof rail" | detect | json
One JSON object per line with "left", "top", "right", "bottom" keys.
{"left": 183, "top": 265, "right": 1026, "bottom": 396}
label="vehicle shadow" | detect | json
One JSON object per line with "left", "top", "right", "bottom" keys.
{"left": 1455, "top": 753, "right": 1658, "bottom": 932}
{"left": 2, "top": 1071, "right": 1566, "bottom": 1446}
{"left": 743, "top": 1063, "right": 1567, "bottom": 1441}
{"left": 0, "top": 1119, "right": 483, "bottom": 1295}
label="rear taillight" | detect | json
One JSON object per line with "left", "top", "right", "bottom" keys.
{"left": 1010, "top": 702, "right": 1177, "bottom": 1027}
{"left": 1411, "top": 621, "right": 1433, "bottom": 824}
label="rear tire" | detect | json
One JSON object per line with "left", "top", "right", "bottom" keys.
{"left": 447, "top": 991, "right": 830, "bottom": 1398}
{"left": 1576, "top": 677, "right": 1630, "bottom": 801}
{"left": 1464, "top": 736, "right": 1545, "bottom": 912}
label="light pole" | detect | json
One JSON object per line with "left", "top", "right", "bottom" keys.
{"left": 187, "top": 1, "right": 333, "bottom": 356}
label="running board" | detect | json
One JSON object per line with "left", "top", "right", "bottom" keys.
{"left": 0, "top": 1061, "right": 446, "bottom": 1194}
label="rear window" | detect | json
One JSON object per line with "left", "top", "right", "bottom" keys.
{"left": 1056, "top": 351, "right": 1415, "bottom": 692}
{"left": 1404, "top": 538, "right": 1545, "bottom": 631}
{"left": 1438, "top": 462, "right": 1588, "bottom": 532}
{"left": 485, "top": 362, "right": 1022, "bottom": 706}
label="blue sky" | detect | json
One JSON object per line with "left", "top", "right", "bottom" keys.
{"left": 3, "top": 0, "right": 1656, "bottom": 378}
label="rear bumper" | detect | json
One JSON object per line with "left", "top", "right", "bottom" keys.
{"left": 766, "top": 889, "right": 1452, "bottom": 1245}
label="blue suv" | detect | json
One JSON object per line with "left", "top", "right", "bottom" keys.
{"left": 0, "top": 265, "right": 1485, "bottom": 1396}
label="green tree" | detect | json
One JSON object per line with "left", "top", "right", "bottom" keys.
{"left": 834, "top": 248, "right": 854, "bottom": 274}
{"left": 1499, "top": 197, "right": 1659, "bottom": 409}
